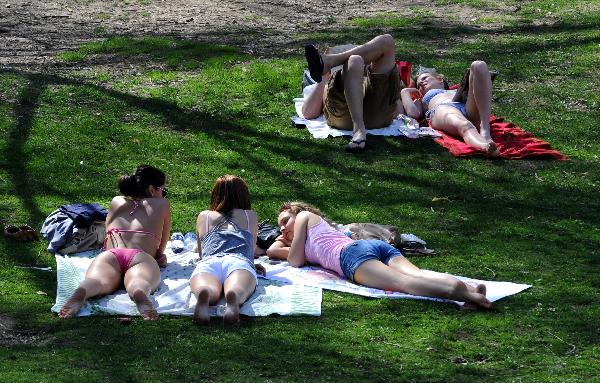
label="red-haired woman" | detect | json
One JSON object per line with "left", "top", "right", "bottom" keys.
{"left": 189, "top": 175, "right": 259, "bottom": 325}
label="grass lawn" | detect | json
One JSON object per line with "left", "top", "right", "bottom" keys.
{"left": 0, "top": 0, "right": 598, "bottom": 382}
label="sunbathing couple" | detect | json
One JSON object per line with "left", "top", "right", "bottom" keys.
{"left": 59, "top": 165, "right": 491, "bottom": 324}
{"left": 303, "top": 34, "right": 499, "bottom": 156}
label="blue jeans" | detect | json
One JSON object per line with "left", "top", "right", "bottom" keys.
{"left": 339, "top": 240, "right": 403, "bottom": 282}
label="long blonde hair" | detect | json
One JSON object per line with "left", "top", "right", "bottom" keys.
{"left": 279, "top": 201, "right": 332, "bottom": 225}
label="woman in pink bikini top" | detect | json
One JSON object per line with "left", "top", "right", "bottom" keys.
{"left": 59, "top": 164, "right": 171, "bottom": 320}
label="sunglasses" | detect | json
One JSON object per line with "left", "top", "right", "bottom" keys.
{"left": 156, "top": 186, "right": 168, "bottom": 197}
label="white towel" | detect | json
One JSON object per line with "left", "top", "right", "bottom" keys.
{"left": 51, "top": 249, "right": 322, "bottom": 317}
{"left": 293, "top": 84, "right": 441, "bottom": 139}
{"left": 262, "top": 260, "right": 531, "bottom": 307}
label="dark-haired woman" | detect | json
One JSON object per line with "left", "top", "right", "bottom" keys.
{"left": 59, "top": 165, "right": 171, "bottom": 320}
{"left": 190, "top": 175, "right": 258, "bottom": 326}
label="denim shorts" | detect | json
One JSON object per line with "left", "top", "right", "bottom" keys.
{"left": 339, "top": 240, "right": 403, "bottom": 282}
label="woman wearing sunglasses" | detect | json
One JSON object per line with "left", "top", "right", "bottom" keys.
{"left": 59, "top": 165, "right": 171, "bottom": 320}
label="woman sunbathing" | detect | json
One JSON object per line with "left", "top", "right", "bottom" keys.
{"left": 276, "top": 201, "right": 491, "bottom": 310}
{"left": 401, "top": 61, "right": 499, "bottom": 156}
{"left": 59, "top": 165, "right": 171, "bottom": 320}
{"left": 190, "top": 175, "right": 259, "bottom": 326}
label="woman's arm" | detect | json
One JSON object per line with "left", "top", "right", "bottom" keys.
{"left": 401, "top": 88, "right": 424, "bottom": 120}
{"left": 287, "top": 211, "right": 313, "bottom": 268}
{"left": 301, "top": 72, "right": 331, "bottom": 119}
{"left": 195, "top": 211, "right": 210, "bottom": 259}
{"left": 266, "top": 239, "right": 291, "bottom": 260}
{"left": 156, "top": 200, "right": 171, "bottom": 267}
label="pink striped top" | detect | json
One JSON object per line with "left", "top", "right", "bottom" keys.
{"left": 304, "top": 218, "right": 353, "bottom": 276}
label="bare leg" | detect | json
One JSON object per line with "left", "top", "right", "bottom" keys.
{"left": 59, "top": 252, "right": 121, "bottom": 319}
{"left": 465, "top": 61, "right": 493, "bottom": 143}
{"left": 322, "top": 34, "right": 396, "bottom": 75}
{"left": 223, "top": 270, "right": 256, "bottom": 326}
{"left": 432, "top": 108, "right": 498, "bottom": 156}
{"left": 124, "top": 254, "right": 161, "bottom": 320}
{"left": 190, "top": 272, "right": 222, "bottom": 325}
{"left": 354, "top": 259, "right": 491, "bottom": 309}
{"left": 343, "top": 55, "right": 367, "bottom": 148}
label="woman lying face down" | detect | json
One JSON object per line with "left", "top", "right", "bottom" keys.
{"left": 272, "top": 201, "right": 491, "bottom": 311}
{"left": 59, "top": 165, "right": 172, "bottom": 320}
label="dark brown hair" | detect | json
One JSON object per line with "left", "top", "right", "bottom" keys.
{"left": 210, "top": 175, "right": 251, "bottom": 213}
{"left": 118, "top": 165, "right": 165, "bottom": 198}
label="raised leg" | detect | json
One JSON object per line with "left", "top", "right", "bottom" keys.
{"left": 223, "top": 270, "right": 256, "bottom": 326}
{"left": 465, "top": 60, "right": 493, "bottom": 142}
{"left": 343, "top": 55, "right": 367, "bottom": 149}
{"left": 322, "top": 34, "right": 396, "bottom": 75}
{"left": 190, "top": 272, "right": 222, "bottom": 325}
{"left": 58, "top": 251, "right": 122, "bottom": 319}
{"left": 124, "top": 253, "right": 161, "bottom": 320}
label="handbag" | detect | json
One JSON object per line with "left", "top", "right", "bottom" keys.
{"left": 256, "top": 221, "right": 281, "bottom": 250}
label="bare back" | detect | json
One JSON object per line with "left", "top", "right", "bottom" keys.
{"left": 105, "top": 196, "right": 171, "bottom": 256}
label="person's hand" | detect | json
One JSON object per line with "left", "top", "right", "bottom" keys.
{"left": 255, "top": 264, "right": 266, "bottom": 277}
{"left": 156, "top": 253, "right": 167, "bottom": 268}
{"left": 402, "top": 87, "right": 421, "bottom": 99}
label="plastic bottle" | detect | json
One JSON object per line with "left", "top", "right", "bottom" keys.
{"left": 183, "top": 232, "right": 197, "bottom": 253}
{"left": 170, "top": 232, "right": 184, "bottom": 253}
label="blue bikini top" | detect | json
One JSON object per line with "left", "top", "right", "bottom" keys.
{"left": 422, "top": 89, "right": 452, "bottom": 105}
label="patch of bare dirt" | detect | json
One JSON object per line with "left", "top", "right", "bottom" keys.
{"left": 0, "top": 0, "right": 520, "bottom": 72}
{"left": 0, "top": 313, "right": 52, "bottom": 346}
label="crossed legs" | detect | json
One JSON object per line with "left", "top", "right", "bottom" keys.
{"left": 190, "top": 269, "right": 256, "bottom": 325}
{"left": 59, "top": 251, "right": 161, "bottom": 320}
{"left": 353, "top": 256, "right": 491, "bottom": 309}
{"left": 311, "top": 34, "right": 397, "bottom": 149}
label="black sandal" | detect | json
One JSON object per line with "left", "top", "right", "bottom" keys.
{"left": 345, "top": 139, "right": 366, "bottom": 153}
{"left": 304, "top": 44, "right": 324, "bottom": 83}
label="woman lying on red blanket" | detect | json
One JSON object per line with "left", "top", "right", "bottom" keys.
{"left": 59, "top": 165, "right": 171, "bottom": 320}
{"left": 273, "top": 201, "right": 491, "bottom": 311}
{"left": 401, "top": 61, "right": 500, "bottom": 157}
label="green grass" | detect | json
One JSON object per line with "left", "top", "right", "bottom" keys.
{"left": 1, "top": 1, "right": 599, "bottom": 382}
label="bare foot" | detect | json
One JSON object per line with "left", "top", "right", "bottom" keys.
{"left": 461, "top": 283, "right": 492, "bottom": 311}
{"left": 58, "top": 287, "right": 87, "bottom": 319}
{"left": 486, "top": 141, "right": 500, "bottom": 157}
{"left": 132, "top": 290, "right": 159, "bottom": 320}
{"left": 223, "top": 290, "right": 240, "bottom": 326}
{"left": 193, "top": 289, "right": 210, "bottom": 325}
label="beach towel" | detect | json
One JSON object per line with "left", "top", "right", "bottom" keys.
{"left": 432, "top": 116, "right": 566, "bottom": 160}
{"left": 262, "top": 260, "right": 531, "bottom": 307}
{"left": 51, "top": 249, "right": 322, "bottom": 317}
{"left": 293, "top": 84, "right": 441, "bottom": 139}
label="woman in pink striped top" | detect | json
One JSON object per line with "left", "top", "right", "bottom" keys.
{"left": 276, "top": 201, "right": 491, "bottom": 310}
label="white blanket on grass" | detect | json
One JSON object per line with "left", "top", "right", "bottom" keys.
{"left": 293, "top": 84, "right": 441, "bottom": 139}
{"left": 51, "top": 250, "right": 322, "bottom": 317}
{"left": 261, "top": 259, "right": 531, "bottom": 307}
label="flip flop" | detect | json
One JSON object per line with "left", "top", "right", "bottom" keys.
{"left": 304, "top": 44, "right": 324, "bottom": 83}
{"left": 345, "top": 139, "right": 366, "bottom": 153}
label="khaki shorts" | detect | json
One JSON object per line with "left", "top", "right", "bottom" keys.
{"left": 323, "top": 65, "right": 402, "bottom": 130}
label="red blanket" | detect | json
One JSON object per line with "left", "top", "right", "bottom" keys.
{"left": 433, "top": 115, "right": 567, "bottom": 160}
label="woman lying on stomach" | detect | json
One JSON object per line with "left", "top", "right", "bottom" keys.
{"left": 59, "top": 165, "right": 171, "bottom": 320}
